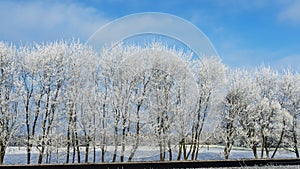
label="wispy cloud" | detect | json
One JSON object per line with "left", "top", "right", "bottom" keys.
{"left": 211, "top": 0, "right": 273, "bottom": 14}
{"left": 0, "top": 1, "right": 109, "bottom": 43}
{"left": 272, "top": 54, "right": 300, "bottom": 71}
{"left": 87, "top": 13, "right": 218, "bottom": 57}
{"left": 278, "top": 0, "right": 300, "bottom": 25}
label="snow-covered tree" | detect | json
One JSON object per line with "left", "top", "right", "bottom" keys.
{"left": 219, "top": 69, "right": 252, "bottom": 159}
{"left": 254, "top": 67, "right": 292, "bottom": 158}
{"left": 98, "top": 43, "right": 196, "bottom": 161}
{"left": 96, "top": 42, "right": 226, "bottom": 162}
{"left": 62, "top": 41, "right": 98, "bottom": 163}
{"left": 18, "top": 44, "right": 39, "bottom": 164}
{"left": 187, "top": 56, "right": 226, "bottom": 160}
{"left": 75, "top": 47, "right": 99, "bottom": 163}
{"left": 0, "top": 42, "right": 20, "bottom": 164}
{"left": 277, "top": 70, "right": 300, "bottom": 158}
{"left": 235, "top": 72, "right": 260, "bottom": 159}
{"left": 2, "top": 39, "right": 300, "bottom": 164}
{"left": 33, "top": 42, "right": 67, "bottom": 164}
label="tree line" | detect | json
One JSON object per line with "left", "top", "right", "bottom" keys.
{"left": 0, "top": 40, "right": 299, "bottom": 164}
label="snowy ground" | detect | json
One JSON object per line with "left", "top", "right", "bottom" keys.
{"left": 217, "top": 167, "right": 300, "bottom": 169}
{"left": 3, "top": 145, "right": 298, "bottom": 165}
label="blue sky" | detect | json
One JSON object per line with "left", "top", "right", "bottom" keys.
{"left": 1, "top": 0, "right": 300, "bottom": 70}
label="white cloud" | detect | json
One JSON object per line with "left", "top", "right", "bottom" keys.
{"left": 0, "top": 1, "right": 109, "bottom": 43}
{"left": 212, "top": 0, "right": 272, "bottom": 14}
{"left": 273, "top": 54, "right": 300, "bottom": 71}
{"left": 87, "top": 12, "right": 218, "bottom": 56}
{"left": 278, "top": 0, "right": 300, "bottom": 25}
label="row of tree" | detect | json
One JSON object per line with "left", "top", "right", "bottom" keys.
{"left": 219, "top": 68, "right": 300, "bottom": 159}
{"left": 0, "top": 40, "right": 299, "bottom": 164}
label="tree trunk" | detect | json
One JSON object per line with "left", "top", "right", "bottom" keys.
{"left": 224, "top": 120, "right": 234, "bottom": 160}
{"left": 66, "top": 124, "right": 71, "bottom": 163}
{"left": 112, "top": 125, "right": 118, "bottom": 162}
{"left": 93, "top": 145, "right": 96, "bottom": 163}
{"left": 183, "top": 143, "right": 188, "bottom": 160}
{"left": 184, "top": 140, "right": 192, "bottom": 160}
{"left": 224, "top": 140, "right": 233, "bottom": 160}
{"left": 294, "top": 144, "right": 299, "bottom": 158}
{"left": 190, "top": 131, "right": 198, "bottom": 160}
{"left": 120, "top": 119, "right": 127, "bottom": 162}
{"left": 0, "top": 144, "right": 6, "bottom": 164}
{"left": 195, "top": 144, "right": 200, "bottom": 160}
{"left": 177, "top": 139, "right": 183, "bottom": 160}
{"left": 292, "top": 117, "right": 299, "bottom": 158}
{"left": 66, "top": 110, "right": 73, "bottom": 163}
{"left": 101, "top": 146, "right": 105, "bottom": 162}
{"left": 224, "top": 147, "right": 229, "bottom": 160}
{"left": 25, "top": 102, "right": 31, "bottom": 164}
{"left": 66, "top": 138, "right": 71, "bottom": 163}
{"left": 38, "top": 145, "right": 45, "bottom": 164}
{"left": 261, "top": 135, "right": 265, "bottom": 158}
{"left": 271, "top": 123, "right": 285, "bottom": 158}
{"left": 46, "top": 147, "right": 51, "bottom": 164}
{"left": 252, "top": 145, "right": 258, "bottom": 159}
{"left": 128, "top": 105, "right": 142, "bottom": 162}
{"left": 112, "top": 108, "right": 120, "bottom": 162}
{"left": 26, "top": 144, "right": 31, "bottom": 164}
{"left": 264, "top": 137, "right": 269, "bottom": 158}
{"left": 168, "top": 140, "right": 172, "bottom": 161}
{"left": 38, "top": 110, "right": 49, "bottom": 164}
{"left": 56, "top": 144, "right": 59, "bottom": 163}
{"left": 93, "top": 115, "right": 96, "bottom": 163}
{"left": 159, "top": 140, "right": 163, "bottom": 161}
{"left": 128, "top": 80, "right": 148, "bottom": 162}
{"left": 85, "top": 142, "right": 89, "bottom": 163}
{"left": 72, "top": 137, "right": 76, "bottom": 163}
{"left": 127, "top": 121, "right": 140, "bottom": 162}
{"left": 75, "top": 130, "right": 80, "bottom": 163}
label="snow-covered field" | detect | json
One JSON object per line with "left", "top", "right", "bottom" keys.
{"left": 220, "top": 167, "right": 300, "bottom": 169}
{"left": 2, "top": 145, "right": 297, "bottom": 165}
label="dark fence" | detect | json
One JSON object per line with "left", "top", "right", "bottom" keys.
{"left": 1, "top": 159, "right": 300, "bottom": 169}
